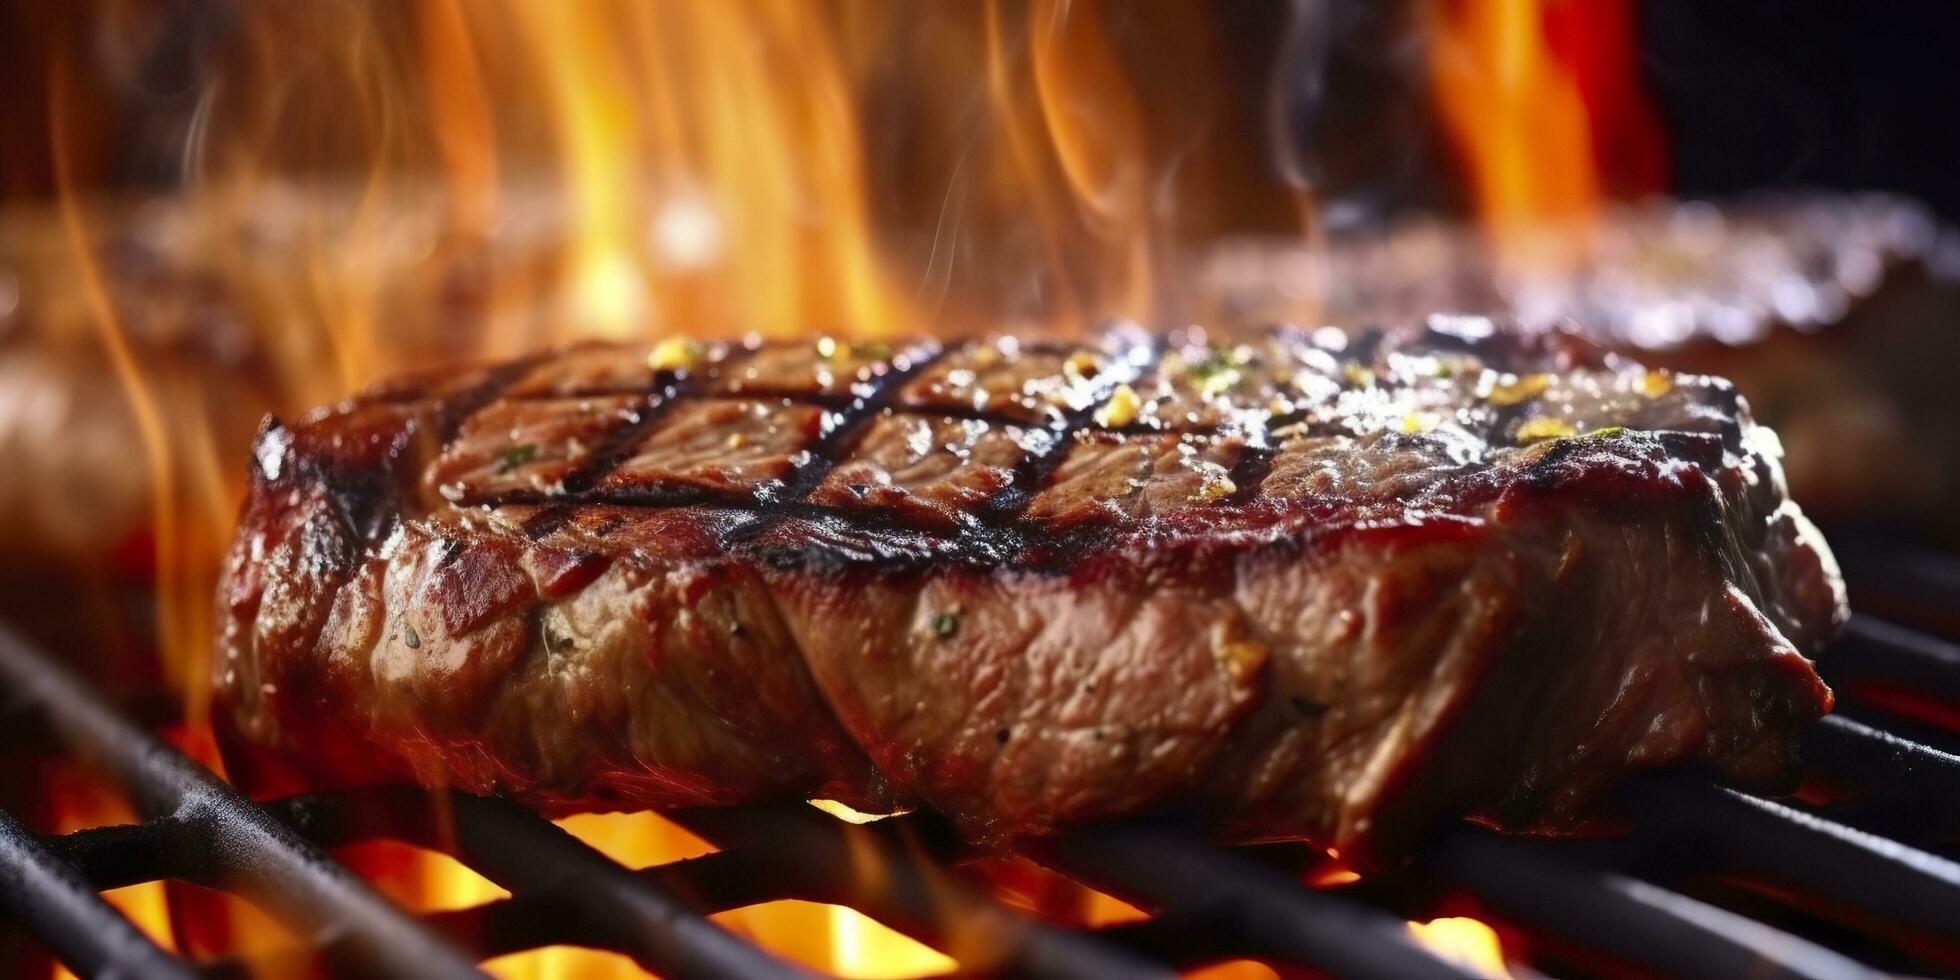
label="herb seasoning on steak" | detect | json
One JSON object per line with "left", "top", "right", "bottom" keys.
{"left": 213, "top": 321, "right": 1843, "bottom": 862}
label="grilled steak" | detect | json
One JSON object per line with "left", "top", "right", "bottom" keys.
{"left": 213, "top": 322, "right": 1843, "bottom": 861}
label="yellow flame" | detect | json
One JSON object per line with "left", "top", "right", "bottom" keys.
{"left": 1428, "top": 0, "right": 1599, "bottom": 269}
{"left": 1186, "top": 964, "right": 1281, "bottom": 980}
{"left": 981, "top": 0, "right": 1162, "bottom": 330}
{"left": 43, "top": 775, "right": 176, "bottom": 980}
{"left": 414, "top": 810, "right": 949, "bottom": 979}
{"left": 1408, "top": 916, "right": 1512, "bottom": 978}
{"left": 827, "top": 906, "right": 957, "bottom": 980}
{"left": 513, "top": 0, "right": 647, "bottom": 339}
{"left": 47, "top": 52, "right": 202, "bottom": 719}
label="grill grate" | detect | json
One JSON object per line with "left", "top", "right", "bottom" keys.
{"left": 5, "top": 560, "right": 1960, "bottom": 979}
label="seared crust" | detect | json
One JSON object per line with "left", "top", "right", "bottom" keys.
{"left": 213, "top": 322, "right": 1843, "bottom": 861}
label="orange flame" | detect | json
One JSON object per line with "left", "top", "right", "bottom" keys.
{"left": 1428, "top": 0, "right": 1599, "bottom": 264}
{"left": 1427, "top": 0, "right": 1665, "bottom": 273}
{"left": 46, "top": 50, "right": 208, "bottom": 722}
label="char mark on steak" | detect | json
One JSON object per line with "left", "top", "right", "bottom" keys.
{"left": 213, "top": 322, "right": 1843, "bottom": 863}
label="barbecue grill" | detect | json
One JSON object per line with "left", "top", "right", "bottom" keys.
{"left": 7, "top": 2, "right": 1960, "bottom": 977}
{"left": 2, "top": 535, "right": 1957, "bottom": 978}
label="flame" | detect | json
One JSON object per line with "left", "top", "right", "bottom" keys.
{"left": 45, "top": 49, "right": 211, "bottom": 723}
{"left": 513, "top": 1, "right": 646, "bottom": 339}
{"left": 1428, "top": 0, "right": 1598, "bottom": 264}
{"left": 823, "top": 906, "right": 957, "bottom": 980}
{"left": 981, "top": 0, "right": 1165, "bottom": 329}
{"left": 437, "top": 810, "right": 952, "bottom": 979}
{"left": 1426, "top": 0, "right": 1664, "bottom": 270}
{"left": 23, "top": 0, "right": 1233, "bottom": 734}
{"left": 1408, "top": 916, "right": 1512, "bottom": 977}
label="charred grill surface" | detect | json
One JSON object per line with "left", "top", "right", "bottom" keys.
{"left": 213, "top": 323, "right": 1843, "bottom": 862}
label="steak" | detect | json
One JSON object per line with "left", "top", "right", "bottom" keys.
{"left": 213, "top": 321, "right": 1844, "bottom": 861}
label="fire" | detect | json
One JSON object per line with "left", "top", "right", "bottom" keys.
{"left": 823, "top": 907, "right": 957, "bottom": 980}
{"left": 1426, "top": 0, "right": 1665, "bottom": 269}
{"left": 1427, "top": 0, "right": 1598, "bottom": 263}
{"left": 33, "top": 0, "right": 1204, "bottom": 972}
{"left": 1408, "top": 916, "right": 1512, "bottom": 978}
{"left": 417, "top": 809, "right": 955, "bottom": 980}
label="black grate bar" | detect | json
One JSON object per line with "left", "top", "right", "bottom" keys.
{"left": 216, "top": 797, "right": 1176, "bottom": 979}
{"left": 670, "top": 804, "right": 1176, "bottom": 979}
{"left": 1802, "top": 714, "right": 1960, "bottom": 788}
{"left": 1831, "top": 535, "right": 1960, "bottom": 637}
{"left": 206, "top": 846, "right": 795, "bottom": 979}
{"left": 1428, "top": 826, "right": 1883, "bottom": 980}
{"left": 1039, "top": 825, "right": 1475, "bottom": 980}
{"left": 0, "top": 623, "right": 487, "bottom": 980}
{"left": 0, "top": 807, "right": 197, "bottom": 980}
{"left": 271, "top": 788, "right": 808, "bottom": 980}
{"left": 155, "top": 793, "right": 1178, "bottom": 979}
{"left": 1819, "top": 614, "right": 1960, "bottom": 702}
{"left": 1619, "top": 777, "right": 1960, "bottom": 942}
{"left": 44, "top": 818, "right": 200, "bottom": 892}
{"left": 1800, "top": 715, "right": 1960, "bottom": 840}
{"left": 1084, "top": 911, "right": 1261, "bottom": 973}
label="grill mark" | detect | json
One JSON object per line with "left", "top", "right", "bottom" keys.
{"left": 713, "top": 343, "right": 955, "bottom": 552}
{"left": 484, "top": 338, "right": 1185, "bottom": 503}
{"left": 1227, "top": 445, "right": 1279, "bottom": 505}
{"left": 572, "top": 349, "right": 780, "bottom": 492}
{"left": 306, "top": 356, "right": 549, "bottom": 551}
{"left": 783, "top": 344, "right": 954, "bottom": 498}
{"left": 509, "top": 347, "right": 771, "bottom": 540}
{"left": 862, "top": 399, "right": 1072, "bottom": 429}
{"left": 435, "top": 353, "right": 554, "bottom": 445}
{"left": 503, "top": 380, "right": 677, "bottom": 401}
{"left": 518, "top": 506, "right": 578, "bottom": 541}
{"left": 984, "top": 332, "right": 1165, "bottom": 525}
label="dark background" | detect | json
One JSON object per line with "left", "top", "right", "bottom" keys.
{"left": 1643, "top": 0, "right": 1960, "bottom": 223}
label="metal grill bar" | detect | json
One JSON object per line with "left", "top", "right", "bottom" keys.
{"left": 1619, "top": 777, "right": 1960, "bottom": 942}
{"left": 670, "top": 804, "right": 1175, "bottom": 979}
{"left": 1040, "top": 824, "right": 1475, "bottom": 980}
{"left": 272, "top": 788, "right": 807, "bottom": 980}
{"left": 1833, "top": 536, "right": 1960, "bottom": 637}
{"left": 1427, "top": 827, "right": 1881, "bottom": 980}
{"left": 1801, "top": 715, "right": 1960, "bottom": 841}
{"left": 0, "top": 809, "right": 196, "bottom": 980}
{"left": 44, "top": 819, "right": 198, "bottom": 891}
{"left": 206, "top": 842, "right": 799, "bottom": 977}
{"left": 0, "top": 623, "right": 487, "bottom": 980}
{"left": 215, "top": 801, "right": 1179, "bottom": 979}
{"left": 1823, "top": 614, "right": 1960, "bottom": 702}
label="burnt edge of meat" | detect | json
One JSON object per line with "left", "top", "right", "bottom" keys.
{"left": 213, "top": 322, "right": 1845, "bottom": 865}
